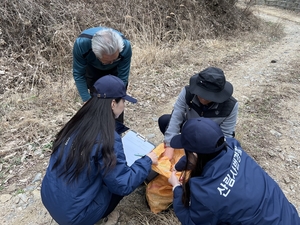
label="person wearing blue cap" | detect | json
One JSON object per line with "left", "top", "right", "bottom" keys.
{"left": 168, "top": 117, "right": 300, "bottom": 225}
{"left": 41, "top": 75, "right": 158, "bottom": 225}
{"left": 158, "top": 67, "right": 238, "bottom": 160}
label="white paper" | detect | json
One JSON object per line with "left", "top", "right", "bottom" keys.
{"left": 122, "top": 130, "right": 155, "bottom": 166}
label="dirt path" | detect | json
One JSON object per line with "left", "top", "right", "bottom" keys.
{"left": 1, "top": 5, "right": 300, "bottom": 225}
{"left": 224, "top": 5, "right": 300, "bottom": 212}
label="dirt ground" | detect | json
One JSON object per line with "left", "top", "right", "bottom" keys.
{"left": 0, "top": 5, "right": 300, "bottom": 225}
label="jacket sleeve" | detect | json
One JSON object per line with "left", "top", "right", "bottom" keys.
{"left": 173, "top": 186, "right": 197, "bottom": 225}
{"left": 173, "top": 186, "right": 218, "bottom": 225}
{"left": 100, "top": 135, "right": 152, "bottom": 196}
{"left": 116, "top": 40, "right": 132, "bottom": 86}
{"left": 72, "top": 38, "right": 91, "bottom": 102}
{"left": 220, "top": 101, "right": 238, "bottom": 138}
{"left": 164, "top": 87, "right": 187, "bottom": 146}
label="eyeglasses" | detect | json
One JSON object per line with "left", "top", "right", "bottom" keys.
{"left": 100, "top": 56, "right": 121, "bottom": 65}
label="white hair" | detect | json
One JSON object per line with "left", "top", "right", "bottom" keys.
{"left": 92, "top": 28, "right": 124, "bottom": 58}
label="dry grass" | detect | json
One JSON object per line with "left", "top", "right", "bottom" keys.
{"left": 0, "top": 0, "right": 276, "bottom": 150}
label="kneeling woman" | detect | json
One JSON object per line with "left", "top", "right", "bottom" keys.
{"left": 41, "top": 75, "right": 157, "bottom": 225}
{"left": 168, "top": 118, "right": 300, "bottom": 225}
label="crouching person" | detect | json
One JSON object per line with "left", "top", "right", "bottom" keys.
{"left": 168, "top": 117, "right": 300, "bottom": 225}
{"left": 41, "top": 75, "right": 158, "bottom": 225}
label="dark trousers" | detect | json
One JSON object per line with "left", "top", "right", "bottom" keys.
{"left": 158, "top": 114, "right": 184, "bottom": 134}
{"left": 158, "top": 114, "right": 172, "bottom": 134}
{"left": 102, "top": 194, "right": 123, "bottom": 218}
{"left": 86, "top": 64, "right": 119, "bottom": 90}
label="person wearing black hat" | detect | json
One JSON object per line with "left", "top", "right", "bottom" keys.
{"left": 41, "top": 75, "right": 158, "bottom": 225}
{"left": 168, "top": 117, "right": 300, "bottom": 225}
{"left": 158, "top": 67, "right": 238, "bottom": 160}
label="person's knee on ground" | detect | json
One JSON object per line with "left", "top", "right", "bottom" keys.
{"left": 158, "top": 114, "right": 171, "bottom": 134}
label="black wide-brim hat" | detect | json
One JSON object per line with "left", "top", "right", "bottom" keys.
{"left": 189, "top": 67, "right": 233, "bottom": 103}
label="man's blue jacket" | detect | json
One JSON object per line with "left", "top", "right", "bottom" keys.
{"left": 41, "top": 132, "right": 152, "bottom": 225}
{"left": 173, "top": 138, "right": 300, "bottom": 225}
{"left": 73, "top": 27, "right": 132, "bottom": 102}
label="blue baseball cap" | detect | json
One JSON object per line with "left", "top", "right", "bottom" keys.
{"left": 170, "top": 118, "right": 226, "bottom": 154}
{"left": 93, "top": 75, "right": 137, "bottom": 103}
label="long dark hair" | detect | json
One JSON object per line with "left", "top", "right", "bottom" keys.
{"left": 51, "top": 97, "right": 122, "bottom": 183}
{"left": 181, "top": 138, "right": 226, "bottom": 207}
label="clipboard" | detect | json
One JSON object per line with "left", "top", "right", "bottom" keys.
{"left": 122, "top": 130, "right": 156, "bottom": 166}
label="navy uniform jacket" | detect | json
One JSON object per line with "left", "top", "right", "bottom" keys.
{"left": 41, "top": 132, "right": 152, "bottom": 225}
{"left": 73, "top": 27, "right": 132, "bottom": 102}
{"left": 173, "top": 138, "right": 300, "bottom": 225}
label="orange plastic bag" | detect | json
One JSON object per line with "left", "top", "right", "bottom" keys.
{"left": 146, "top": 143, "right": 184, "bottom": 213}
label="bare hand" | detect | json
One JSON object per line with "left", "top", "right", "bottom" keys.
{"left": 163, "top": 146, "right": 174, "bottom": 160}
{"left": 147, "top": 151, "right": 158, "bottom": 165}
{"left": 168, "top": 170, "right": 181, "bottom": 187}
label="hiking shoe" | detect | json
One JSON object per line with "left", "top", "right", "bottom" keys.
{"left": 104, "top": 210, "right": 120, "bottom": 225}
{"left": 94, "top": 210, "right": 120, "bottom": 225}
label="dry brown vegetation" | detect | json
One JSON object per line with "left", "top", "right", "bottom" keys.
{"left": 0, "top": 0, "right": 259, "bottom": 93}
{"left": 0, "top": 0, "right": 275, "bottom": 152}
{"left": 1, "top": 0, "right": 295, "bottom": 224}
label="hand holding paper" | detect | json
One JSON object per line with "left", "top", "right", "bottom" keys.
{"left": 147, "top": 151, "right": 158, "bottom": 165}
{"left": 122, "top": 130, "right": 156, "bottom": 166}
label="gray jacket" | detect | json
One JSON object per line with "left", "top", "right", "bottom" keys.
{"left": 164, "top": 87, "right": 238, "bottom": 146}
